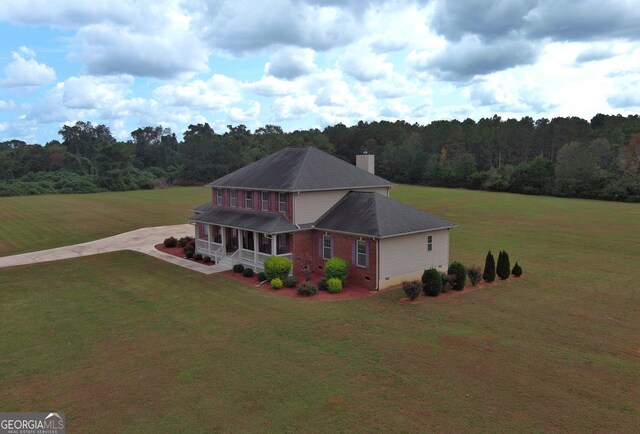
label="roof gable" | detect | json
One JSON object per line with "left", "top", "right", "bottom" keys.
{"left": 315, "top": 191, "right": 455, "bottom": 237}
{"left": 207, "top": 147, "right": 393, "bottom": 191}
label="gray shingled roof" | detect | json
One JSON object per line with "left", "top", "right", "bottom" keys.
{"left": 207, "top": 147, "right": 393, "bottom": 191}
{"left": 187, "top": 207, "right": 297, "bottom": 234}
{"left": 315, "top": 191, "right": 455, "bottom": 237}
{"left": 192, "top": 202, "right": 212, "bottom": 213}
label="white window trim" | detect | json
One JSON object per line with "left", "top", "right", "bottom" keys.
{"left": 278, "top": 193, "right": 287, "bottom": 213}
{"left": 356, "top": 240, "right": 367, "bottom": 268}
{"left": 245, "top": 191, "right": 252, "bottom": 208}
{"left": 230, "top": 189, "right": 236, "bottom": 207}
{"left": 262, "top": 192, "right": 269, "bottom": 211}
{"left": 322, "top": 235, "right": 333, "bottom": 260}
{"left": 427, "top": 235, "right": 433, "bottom": 252}
{"left": 216, "top": 189, "right": 223, "bottom": 206}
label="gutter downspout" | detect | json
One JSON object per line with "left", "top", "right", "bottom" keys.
{"left": 375, "top": 237, "right": 380, "bottom": 291}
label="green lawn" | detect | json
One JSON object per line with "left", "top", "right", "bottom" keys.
{"left": 1, "top": 186, "right": 639, "bottom": 432}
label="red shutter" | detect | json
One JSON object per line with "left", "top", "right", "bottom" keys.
{"left": 330, "top": 237, "right": 334, "bottom": 258}
{"left": 352, "top": 240, "right": 356, "bottom": 264}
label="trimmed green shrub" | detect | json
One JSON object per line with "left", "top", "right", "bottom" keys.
{"left": 327, "top": 277, "right": 343, "bottom": 294}
{"left": 203, "top": 256, "right": 211, "bottom": 263}
{"left": 483, "top": 250, "right": 496, "bottom": 283}
{"left": 163, "top": 236, "right": 178, "bottom": 248}
{"left": 257, "top": 271, "right": 266, "bottom": 282}
{"left": 194, "top": 253, "right": 203, "bottom": 261}
{"left": 270, "top": 278, "right": 283, "bottom": 289}
{"left": 402, "top": 281, "right": 421, "bottom": 301}
{"left": 284, "top": 276, "right": 299, "bottom": 288}
{"left": 185, "top": 250, "right": 194, "bottom": 259}
{"left": 182, "top": 240, "right": 195, "bottom": 253}
{"left": 178, "top": 236, "right": 193, "bottom": 247}
{"left": 233, "top": 264, "right": 245, "bottom": 273}
{"left": 243, "top": 268, "right": 254, "bottom": 278}
{"left": 497, "top": 250, "right": 511, "bottom": 280}
{"left": 325, "top": 257, "right": 349, "bottom": 282}
{"left": 447, "top": 261, "right": 467, "bottom": 290}
{"left": 264, "top": 256, "right": 292, "bottom": 281}
{"left": 467, "top": 265, "right": 482, "bottom": 286}
{"left": 422, "top": 268, "right": 442, "bottom": 296}
{"left": 317, "top": 279, "right": 329, "bottom": 291}
{"left": 512, "top": 262, "right": 523, "bottom": 277}
{"left": 297, "top": 282, "right": 317, "bottom": 297}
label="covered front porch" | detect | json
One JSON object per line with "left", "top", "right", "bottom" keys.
{"left": 194, "top": 222, "right": 292, "bottom": 271}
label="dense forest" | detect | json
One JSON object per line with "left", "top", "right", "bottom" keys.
{"left": 1, "top": 114, "right": 640, "bottom": 202}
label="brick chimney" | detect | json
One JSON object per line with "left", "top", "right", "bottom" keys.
{"left": 356, "top": 151, "right": 375, "bottom": 174}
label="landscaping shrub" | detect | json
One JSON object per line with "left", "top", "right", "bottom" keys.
{"left": 243, "top": 268, "right": 254, "bottom": 278}
{"left": 325, "top": 257, "right": 349, "bottom": 282}
{"left": 297, "top": 282, "right": 317, "bottom": 297}
{"left": 483, "top": 250, "right": 496, "bottom": 283}
{"left": 467, "top": 265, "right": 482, "bottom": 286}
{"left": 317, "top": 279, "right": 329, "bottom": 291}
{"left": 284, "top": 276, "right": 299, "bottom": 288}
{"left": 270, "top": 278, "right": 283, "bottom": 289}
{"left": 182, "top": 240, "right": 195, "bottom": 253}
{"left": 178, "top": 236, "right": 193, "bottom": 248}
{"left": 496, "top": 250, "right": 511, "bottom": 280}
{"left": 233, "top": 264, "right": 245, "bottom": 273}
{"left": 264, "top": 256, "right": 292, "bottom": 281}
{"left": 164, "top": 236, "right": 178, "bottom": 248}
{"left": 512, "top": 262, "right": 523, "bottom": 277}
{"left": 194, "top": 253, "right": 203, "bottom": 261}
{"left": 440, "top": 272, "right": 455, "bottom": 293}
{"left": 422, "top": 268, "right": 442, "bottom": 296}
{"left": 185, "top": 250, "right": 194, "bottom": 259}
{"left": 447, "top": 261, "right": 467, "bottom": 290}
{"left": 203, "top": 256, "right": 211, "bottom": 263}
{"left": 402, "top": 281, "right": 421, "bottom": 300}
{"left": 327, "top": 277, "right": 343, "bottom": 294}
{"left": 257, "top": 272, "right": 266, "bottom": 282}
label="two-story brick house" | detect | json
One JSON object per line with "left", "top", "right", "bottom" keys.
{"left": 188, "top": 146, "right": 455, "bottom": 290}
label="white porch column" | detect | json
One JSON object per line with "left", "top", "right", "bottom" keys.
{"left": 207, "top": 224, "right": 212, "bottom": 253}
{"left": 220, "top": 226, "right": 226, "bottom": 247}
{"left": 253, "top": 231, "right": 258, "bottom": 264}
{"left": 271, "top": 234, "right": 277, "bottom": 256}
{"left": 238, "top": 230, "right": 243, "bottom": 256}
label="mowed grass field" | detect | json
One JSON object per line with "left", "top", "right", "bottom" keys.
{"left": 1, "top": 186, "right": 639, "bottom": 432}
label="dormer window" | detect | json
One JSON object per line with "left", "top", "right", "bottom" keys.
{"left": 278, "top": 193, "right": 287, "bottom": 213}
{"left": 245, "top": 191, "right": 253, "bottom": 208}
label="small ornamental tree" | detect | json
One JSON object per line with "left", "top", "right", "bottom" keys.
{"left": 497, "top": 250, "right": 511, "bottom": 280}
{"left": 483, "top": 250, "right": 496, "bottom": 283}
{"left": 264, "top": 256, "right": 292, "bottom": 281}
{"left": 422, "top": 268, "right": 442, "bottom": 296}
{"left": 512, "top": 262, "right": 523, "bottom": 277}
{"left": 402, "top": 281, "right": 421, "bottom": 301}
{"left": 325, "top": 257, "right": 349, "bottom": 283}
{"left": 447, "top": 261, "right": 467, "bottom": 290}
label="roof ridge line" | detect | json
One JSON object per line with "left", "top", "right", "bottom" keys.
{"left": 290, "top": 146, "right": 312, "bottom": 190}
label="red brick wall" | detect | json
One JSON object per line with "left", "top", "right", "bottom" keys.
{"left": 211, "top": 188, "right": 293, "bottom": 222}
{"left": 291, "top": 230, "right": 378, "bottom": 290}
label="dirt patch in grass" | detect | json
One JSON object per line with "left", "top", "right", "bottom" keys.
{"left": 221, "top": 270, "right": 374, "bottom": 300}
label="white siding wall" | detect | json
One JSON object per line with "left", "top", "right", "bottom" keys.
{"left": 294, "top": 187, "right": 390, "bottom": 224}
{"left": 378, "top": 229, "right": 449, "bottom": 289}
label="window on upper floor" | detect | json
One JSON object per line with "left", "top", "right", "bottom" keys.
{"left": 427, "top": 235, "right": 433, "bottom": 252}
{"left": 230, "top": 189, "right": 236, "bottom": 207}
{"left": 245, "top": 191, "right": 253, "bottom": 209}
{"left": 261, "top": 191, "right": 269, "bottom": 211}
{"left": 216, "top": 188, "right": 223, "bottom": 206}
{"left": 278, "top": 192, "right": 287, "bottom": 213}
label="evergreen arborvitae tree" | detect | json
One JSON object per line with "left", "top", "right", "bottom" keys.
{"left": 482, "top": 250, "right": 496, "bottom": 283}
{"left": 497, "top": 250, "right": 511, "bottom": 280}
{"left": 512, "top": 262, "right": 523, "bottom": 277}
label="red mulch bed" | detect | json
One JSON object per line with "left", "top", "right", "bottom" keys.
{"left": 154, "top": 243, "right": 216, "bottom": 266}
{"left": 221, "top": 270, "right": 375, "bottom": 301}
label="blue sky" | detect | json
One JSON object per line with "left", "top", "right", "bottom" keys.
{"left": 1, "top": 0, "right": 639, "bottom": 144}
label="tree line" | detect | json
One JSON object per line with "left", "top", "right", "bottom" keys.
{"left": 1, "top": 114, "right": 639, "bottom": 202}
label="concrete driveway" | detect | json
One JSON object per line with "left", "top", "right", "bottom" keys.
{"left": 0, "top": 224, "right": 230, "bottom": 274}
